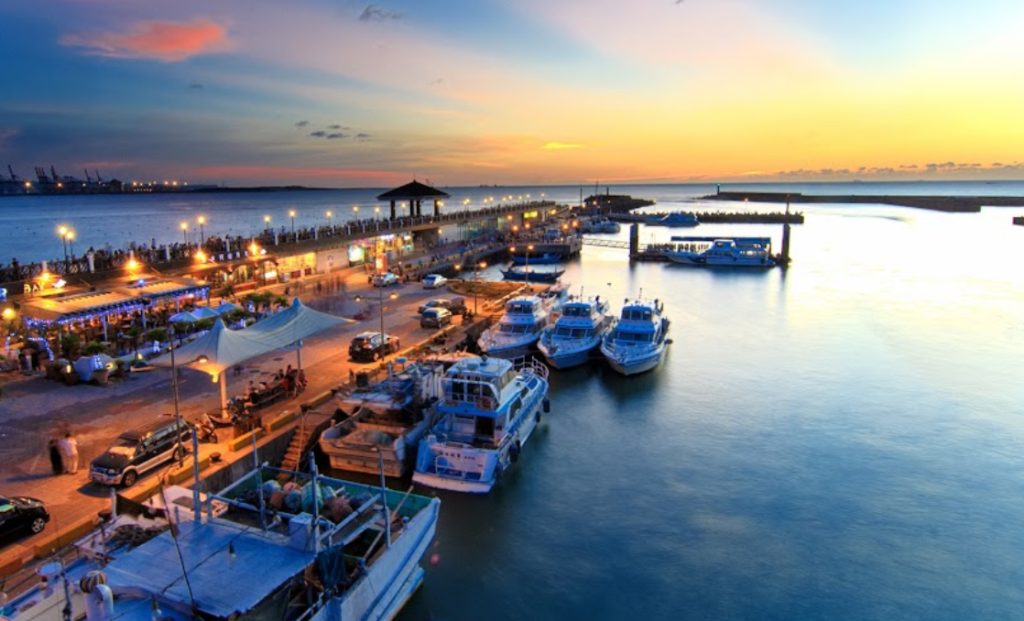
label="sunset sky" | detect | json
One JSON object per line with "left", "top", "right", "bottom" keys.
{"left": 3, "top": 0, "right": 1024, "bottom": 187}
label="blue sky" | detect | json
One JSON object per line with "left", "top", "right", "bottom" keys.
{"left": 3, "top": 0, "right": 1024, "bottom": 187}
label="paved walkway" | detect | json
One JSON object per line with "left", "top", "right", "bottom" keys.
{"left": 0, "top": 248, "right": 497, "bottom": 565}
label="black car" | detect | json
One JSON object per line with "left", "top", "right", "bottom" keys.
{"left": 348, "top": 332, "right": 401, "bottom": 362}
{"left": 0, "top": 495, "right": 50, "bottom": 539}
{"left": 90, "top": 418, "right": 192, "bottom": 487}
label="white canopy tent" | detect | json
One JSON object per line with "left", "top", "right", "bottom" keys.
{"left": 150, "top": 300, "right": 353, "bottom": 412}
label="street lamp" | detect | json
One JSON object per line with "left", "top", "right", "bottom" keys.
{"left": 326, "top": 210, "right": 333, "bottom": 229}
{"left": 510, "top": 245, "right": 534, "bottom": 287}
{"left": 475, "top": 261, "right": 487, "bottom": 315}
{"left": 67, "top": 231, "right": 75, "bottom": 263}
{"left": 353, "top": 205, "right": 359, "bottom": 218}
{"left": 374, "top": 206, "right": 381, "bottom": 219}
{"left": 289, "top": 209, "right": 296, "bottom": 240}
{"left": 355, "top": 289, "right": 400, "bottom": 361}
{"left": 180, "top": 222, "right": 188, "bottom": 245}
{"left": 168, "top": 330, "right": 208, "bottom": 467}
{"left": 198, "top": 216, "right": 206, "bottom": 246}
{"left": 264, "top": 215, "right": 271, "bottom": 230}
{"left": 58, "top": 226, "right": 72, "bottom": 270}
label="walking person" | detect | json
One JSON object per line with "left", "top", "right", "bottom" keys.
{"left": 48, "top": 438, "right": 62, "bottom": 475}
{"left": 59, "top": 432, "right": 79, "bottom": 474}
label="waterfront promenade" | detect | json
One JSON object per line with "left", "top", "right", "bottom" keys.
{"left": 0, "top": 244, "right": 510, "bottom": 575}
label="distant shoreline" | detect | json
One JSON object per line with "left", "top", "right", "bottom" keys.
{"left": 0, "top": 185, "right": 332, "bottom": 198}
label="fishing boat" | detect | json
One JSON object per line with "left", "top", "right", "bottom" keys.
{"left": 413, "top": 355, "right": 550, "bottom": 493}
{"left": 1, "top": 462, "right": 440, "bottom": 621}
{"left": 500, "top": 266, "right": 565, "bottom": 283}
{"left": 478, "top": 295, "right": 554, "bottom": 358}
{"left": 319, "top": 359, "right": 446, "bottom": 477}
{"left": 664, "top": 236, "right": 775, "bottom": 267}
{"left": 537, "top": 295, "right": 615, "bottom": 369}
{"left": 600, "top": 298, "right": 670, "bottom": 375}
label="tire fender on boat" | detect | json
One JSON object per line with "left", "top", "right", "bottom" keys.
{"left": 543, "top": 398, "right": 551, "bottom": 414}
{"left": 510, "top": 441, "right": 521, "bottom": 463}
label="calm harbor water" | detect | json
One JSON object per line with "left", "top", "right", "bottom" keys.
{"left": 5, "top": 182, "right": 1024, "bottom": 619}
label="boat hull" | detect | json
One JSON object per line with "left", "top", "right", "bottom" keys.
{"left": 538, "top": 339, "right": 601, "bottom": 369}
{"left": 665, "top": 252, "right": 774, "bottom": 267}
{"left": 602, "top": 347, "right": 665, "bottom": 375}
{"left": 319, "top": 418, "right": 431, "bottom": 477}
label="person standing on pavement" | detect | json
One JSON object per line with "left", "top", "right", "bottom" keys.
{"left": 48, "top": 438, "right": 63, "bottom": 475}
{"left": 59, "top": 432, "right": 79, "bottom": 474}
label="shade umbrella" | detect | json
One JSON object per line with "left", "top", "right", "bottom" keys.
{"left": 191, "top": 306, "right": 221, "bottom": 320}
{"left": 73, "top": 353, "right": 116, "bottom": 382}
{"left": 169, "top": 311, "right": 199, "bottom": 324}
{"left": 215, "top": 301, "right": 243, "bottom": 315}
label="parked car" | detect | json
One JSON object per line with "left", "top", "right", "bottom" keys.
{"left": 372, "top": 272, "right": 400, "bottom": 287}
{"left": 420, "top": 307, "right": 453, "bottom": 329}
{"left": 0, "top": 496, "right": 49, "bottom": 539}
{"left": 90, "top": 418, "right": 192, "bottom": 487}
{"left": 422, "top": 274, "right": 448, "bottom": 289}
{"left": 348, "top": 332, "right": 401, "bottom": 362}
{"left": 417, "top": 297, "right": 468, "bottom": 316}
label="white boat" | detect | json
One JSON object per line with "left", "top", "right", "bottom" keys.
{"left": 319, "top": 359, "right": 446, "bottom": 477}
{"left": 1, "top": 463, "right": 440, "bottom": 621}
{"left": 650, "top": 212, "right": 699, "bottom": 227}
{"left": 600, "top": 298, "right": 670, "bottom": 375}
{"left": 537, "top": 295, "right": 615, "bottom": 369}
{"left": 664, "top": 236, "right": 775, "bottom": 267}
{"left": 478, "top": 295, "right": 554, "bottom": 358}
{"left": 413, "top": 356, "right": 550, "bottom": 493}
{"left": 581, "top": 216, "right": 621, "bottom": 233}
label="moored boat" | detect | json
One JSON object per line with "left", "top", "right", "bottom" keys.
{"left": 665, "top": 236, "right": 775, "bottom": 267}
{"left": 319, "top": 359, "right": 446, "bottom": 477}
{"left": 538, "top": 295, "right": 614, "bottom": 369}
{"left": 580, "top": 216, "right": 621, "bottom": 234}
{"left": 600, "top": 298, "right": 670, "bottom": 375}
{"left": 650, "top": 212, "right": 700, "bottom": 227}
{"left": 478, "top": 295, "right": 554, "bottom": 359}
{"left": 413, "top": 355, "right": 550, "bottom": 493}
{"left": 500, "top": 266, "right": 565, "bottom": 283}
{"left": 1, "top": 462, "right": 440, "bottom": 621}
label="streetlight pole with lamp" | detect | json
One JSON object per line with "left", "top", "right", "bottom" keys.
{"left": 326, "top": 210, "right": 333, "bottom": 230}
{"left": 198, "top": 215, "right": 206, "bottom": 246}
{"left": 355, "top": 288, "right": 399, "bottom": 360}
{"left": 167, "top": 327, "right": 208, "bottom": 467}
{"left": 180, "top": 222, "right": 188, "bottom": 246}
{"left": 289, "top": 209, "right": 296, "bottom": 241}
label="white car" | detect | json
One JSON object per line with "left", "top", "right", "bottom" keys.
{"left": 422, "top": 274, "right": 447, "bottom": 289}
{"left": 372, "top": 272, "right": 400, "bottom": 287}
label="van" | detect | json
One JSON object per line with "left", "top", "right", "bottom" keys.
{"left": 420, "top": 307, "right": 453, "bottom": 328}
{"left": 90, "top": 418, "right": 192, "bottom": 487}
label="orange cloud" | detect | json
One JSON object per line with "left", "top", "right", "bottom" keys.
{"left": 62, "top": 19, "right": 231, "bottom": 62}
{"left": 542, "top": 142, "right": 585, "bottom": 150}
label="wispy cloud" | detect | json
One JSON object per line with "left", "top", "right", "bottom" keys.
{"left": 327, "top": 124, "right": 350, "bottom": 130}
{"left": 326, "top": 133, "right": 346, "bottom": 139}
{"left": 543, "top": 142, "right": 585, "bottom": 150}
{"left": 309, "top": 130, "right": 327, "bottom": 138}
{"left": 359, "top": 4, "right": 402, "bottom": 22}
{"left": 61, "top": 19, "right": 231, "bottom": 62}
{"left": 295, "top": 120, "right": 309, "bottom": 127}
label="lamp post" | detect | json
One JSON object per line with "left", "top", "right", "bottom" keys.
{"left": 263, "top": 215, "right": 271, "bottom": 231}
{"left": 181, "top": 222, "right": 188, "bottom": 245}
{"left": 355, "top": 289, "right": 399, "bottom": 360}
{"left": 475, "top": 261, "right": 486, "bottom": 315}
{"left": 198, "top": 215, "right": 206, "bottom": 246}
{"left": 511, "top": 245, "right": 533, "bottom": 287}
{"left": 326, "top": 210, "right": 333, "bottom": 230}
{"left": 67, "top": 231, "right": 74, "bottom": 260}
{"left": 168, "top": 329, "right": 208, "bottom": 467}
{"left": 353, "top": 205, "right": 359, "bottom": 219}
{"left": 289, "top": 209, "right": 296, "bottom": 241}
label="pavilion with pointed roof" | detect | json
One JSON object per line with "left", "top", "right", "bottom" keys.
{"left": 376, "top": 180, "right": 450, "bottom": 220}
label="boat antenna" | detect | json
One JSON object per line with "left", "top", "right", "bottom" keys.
{"left": 160, "top": 483, "right": 200, "bottom": 616}
{"left": 378, "top": 452, "right": 392, "bottom": 548}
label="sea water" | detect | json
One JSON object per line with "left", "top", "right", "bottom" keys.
{"left": 3, "top": 183, "right": 1024, "bottom": 619}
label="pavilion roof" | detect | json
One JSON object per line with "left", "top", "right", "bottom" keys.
{"left": 376, "top": 180, "right": 450, "bottom": 200}
{"left": 21, "top": 290, "right": 143, "bottom": 322}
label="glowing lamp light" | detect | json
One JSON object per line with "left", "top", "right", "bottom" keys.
{"left": 2, "top": 309, "right": 14, "bottom": 320}
{"left": 128, "top": 259, "right": 139, "bottom": 270}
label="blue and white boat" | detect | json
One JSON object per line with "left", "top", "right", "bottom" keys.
{"left": 665, "top": 236, "right": 775, "bottom": 267}
{"left": 600, "top": 298, "right": 670, "bottom": 375}
{"left": 652, "top": 212, "right": 700, "bottom": 227}
{"left": 581, "top": 216, "right": 621, "bottom": 233}
{"left": 413, "top": 355, "right": 550, "bottom": 493}
{"left": 0, "top": 463, "right": 440, "bottom": 621}
{"left": 537, "top": 295, "right": 615, "bottom": 369}
{"left": 478, "top": 295, "right": 554, "bottom": 358}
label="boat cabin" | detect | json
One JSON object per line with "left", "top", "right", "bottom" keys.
{"left": 439, "top": 357, "right": 521, "bottom": 447}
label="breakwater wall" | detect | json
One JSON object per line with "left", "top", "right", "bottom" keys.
{"left": 610, "top": 211, "right": 803, "bottom": 224}
{"left": 706, "top": 191, "right": 1024, "bottom": 213}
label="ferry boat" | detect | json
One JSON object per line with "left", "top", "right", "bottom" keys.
{"left": 478, "top": 295, "right": 555, "bottom": 358}
{"left": 665, "top": 236, "right": 775, "bottom": 267}
{"left": 319, "top": 359, "right": 445, "bottom": 477}
{"left": 537, "top": 295, "right": 615, "bottom": 369}
{"left": 1, "top": 463, "right": 440, "bottom": 621}
{"left": 600, "top": 298, "right": 670, "bottom": 375}
{"left": 413, "top": 355, "right": 550, "bottom": 493}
